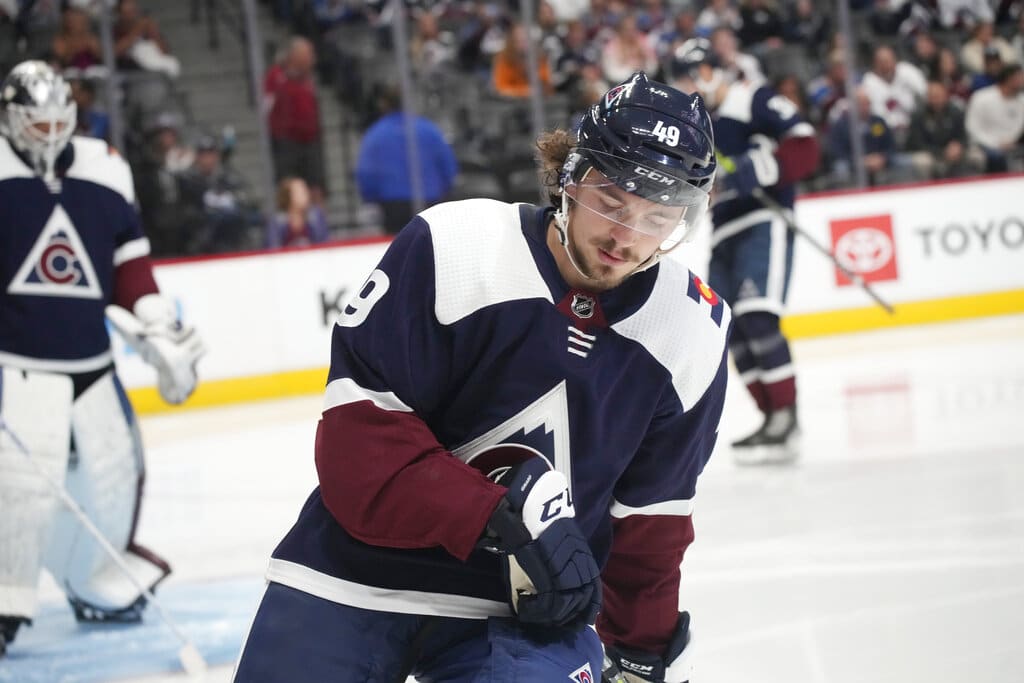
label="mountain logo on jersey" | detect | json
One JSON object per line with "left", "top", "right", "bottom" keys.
{"left": 569, "top": 662, "right": 594, "bottom": 682}
{"left": 7, "top": 205, "right": 102, "bottom": 299}
{"left": 451, "top": 381, "right": 574, "bottom": 504}
{"left": 687, "top": 274, "right": 724, "bottom": 326}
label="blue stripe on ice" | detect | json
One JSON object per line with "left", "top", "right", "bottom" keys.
{"left": 0, "top": 576, "right": 265, "bottom": 682}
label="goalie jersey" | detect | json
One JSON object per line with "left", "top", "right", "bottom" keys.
{"left": 0, "top": 136, "right": 158, "bottom": 377}
{"left": 269, "top": 199, "right": 731, "bottom": 652}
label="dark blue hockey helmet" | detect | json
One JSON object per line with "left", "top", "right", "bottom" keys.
{"left": 567, "top": 71, "right": 716, "bottom": 202}
{"left": 559, "top": 72, "right": 715, "bottom": 246}
{"left": 671, "top": 37, "right": 719, "bottom": 82}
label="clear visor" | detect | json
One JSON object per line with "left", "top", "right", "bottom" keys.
{"left": 564, "top": 154, "right": 709, "bottom": 247}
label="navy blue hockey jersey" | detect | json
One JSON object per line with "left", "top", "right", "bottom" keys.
{"left": 712, "top": 80, "right": 817, "bottom": 230}
{"left": 268, "top": 199, "right": 731, "bottom": 652}
{"left": 0, "top": 136, "right": 157, "bottom": 375}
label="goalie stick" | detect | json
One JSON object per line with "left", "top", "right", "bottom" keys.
{"left": 0, "top": 418, "right": 207, "bottom": 678}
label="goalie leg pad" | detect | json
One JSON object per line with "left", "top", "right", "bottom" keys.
{"left": 44, "top": 371, "right": 170, "bottom": 616}
{"left": 0, "top": 369, "right": 73, "bottom": 619}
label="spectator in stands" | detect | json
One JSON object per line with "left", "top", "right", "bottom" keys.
{"left": 860, "top": 44, "right": 927, "bottom": 142}
{"left": 600, "top": 12, "right": 658, "bottom": 84}
{"left": 783, "top": 0, "right": 831, "bottom": 59}
{"left": 410, "top": 9, "right": 455, "bottom": 76}
{"left": 960, "top": 20, "right": 1017, "bottom": 75}
{"left": 774, "top": 73, "right": 808, "bottom": 117}
{"left": 737, "top": 0, "right": 785, "bottom": 54}
{"left": 70, "top": 78, "right": 109, "bottom": 141}
{"left": 266, "top": 177, "right": 330, "bottom": 248}
{"left": 113, "top": 0, "right": 180, "bottom": 78}
{"left": 652, "top": 5, "right": 698, "bottom": 61}
{"left": 177, "top": 133, "right": 258, "bottom": 253}
{"left": 51, "top": 7, "right": 101, "bottom": 70}
{"left": 905, "top": 80, "right": 984, "bottom": 178}
{"left": 492, "top": 22, "right": 553, "bottom": 98}
{"left": 969, "top": 45, "right": 1008, "bottom": 92}
{"left": 827, "top": 87, "right": 900, "bottom": 186}
{"left": 1013, "top": 13, "right": 1024, "bottom": 66}
{"left": 355, "top": 84, "right": 459, "bottom": 235}
{"left": 135, "top": 113, "right": 193, "bottom": 257}
{"left": 807, "top": 48, "right": 849, "bottom": 127}
{"left": 965, "top": 63, "right": 1024, "bottom": 172}
{"left": 696, "top": 0, "right": 741, "bottom": 37}
{"left": 265, "top": 36, "right": 326, "bottom": 204}
{"left": 552, "top": 20, "right": 602, "bottom": 112}
{"left": 935, "top": 46, "right": 973, "bottom": 105}
{"left": 710, "top": 25, "right": 764, "bottom": 83}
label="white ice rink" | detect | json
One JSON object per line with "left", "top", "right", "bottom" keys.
{"left": 10, "top": 313, "right": 1024, "bottom": 683}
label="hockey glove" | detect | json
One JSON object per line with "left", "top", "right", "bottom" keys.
{"left": 106, "top": 294, "right": 205, "bottom": 405}
{"left": 716, "top": 144, "right": 779, "bottom": 199}
{"left": 483, "top": 456, "right": 602, "bottom": 628}
{"left": 604, "top": 611, "right": 693, "bottom": 683}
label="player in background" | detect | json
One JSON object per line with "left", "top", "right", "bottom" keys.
{"left": 672, "top": 38, "right": 820, "bottom": 464}
{"left": 233, "top": 72, "right": 729, "bottom": 683}
{"left": 0, "top": 61, "right": 204, "bottom": 657}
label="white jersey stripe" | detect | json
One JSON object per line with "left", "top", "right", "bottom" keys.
{"left": 266, "top": 559, "right": 511, "bottom": 619}
{"left": 112, "top": 237, "right": 151, "bottom": 267}
{"left": 323, "top": 376, "right": 412, "bottom": 413}
{"left": 610, "top": 497, "right": 694, "bottom": 518}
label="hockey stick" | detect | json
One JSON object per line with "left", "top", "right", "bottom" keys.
{"left": 715, "top": 150, "right": 894, "bottom": 314}
{"left": 0, "top": 418, "right": 208, "bottom": 677}
{"left": 750, "top": 188, "right": 895, "bottom": 314}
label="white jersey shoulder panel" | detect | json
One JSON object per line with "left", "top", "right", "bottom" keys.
{"left": 717, "top": 80, "right": 758, "bottom": 124}
{"left": 0, "top": 138, "right": 35, "bottom": 182}
{"left": 612, "top": 259, "right": 731, "bottom": 411}
{"left": 65, "top": 136, "right": 136, "bottom": 204}
{"left": 423, "top": 199, "right": 553, "bottom": 326}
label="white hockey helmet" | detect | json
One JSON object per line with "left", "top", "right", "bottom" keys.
{"left": 0, "top": 61, "right": 77, "bottom": 182}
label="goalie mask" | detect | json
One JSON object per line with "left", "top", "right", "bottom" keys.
{"left": 0, "top": 61, "right": 77, "bottom": 183}
{"left": 556, "top": 71, "right": 716, "bottom": 271}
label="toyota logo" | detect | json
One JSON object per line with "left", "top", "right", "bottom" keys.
{"left": 835, "top": 227, "right": 893, "bottom": 273}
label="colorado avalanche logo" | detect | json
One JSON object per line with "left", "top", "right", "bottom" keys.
{"left": 569, "top": 663, "right": 593, "bottom": 682}
{"left": 570, "top": 293, "right": 595, "bottom": 319}
{"left": 7, "top": 205, "right": 102, "bottom": 299}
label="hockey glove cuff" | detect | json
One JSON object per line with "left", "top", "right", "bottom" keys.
{"left": 106, "top": 294, "right": 205, "bottom": 404}
{"left": 605, "top": 611, "right": 693, "bottom": 683}
{"left": 483, "top": 457, "right": 602, "bottom": 628}
{"left": 717, "top": 145, "right": 779, "bottom": 198}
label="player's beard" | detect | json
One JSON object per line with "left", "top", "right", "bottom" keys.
{"left": 569, "top": 234, "right": 640, "bottom": 291}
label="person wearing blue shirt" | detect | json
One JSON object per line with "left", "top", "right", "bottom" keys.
{"left": 355, "top": 84, "right": 459, "bottom": 235}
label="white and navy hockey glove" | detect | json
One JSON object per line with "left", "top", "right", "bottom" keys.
{"left": 106, "top": 294, "right": 205, "bottom": 405}
{"left": 716, "top": 138, "right": 779, "bottom": 199}
{"left": 481, "top": 455, "right": 602, "bottom": 628}
{"left": 604, "top": 611, "right": 693, "bottom": 683}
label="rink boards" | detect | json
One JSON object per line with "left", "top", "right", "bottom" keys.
{"left": 119, "top": 175, "right": 1024, "bottom": 413}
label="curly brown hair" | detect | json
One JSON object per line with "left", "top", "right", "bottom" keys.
{"left": 534, "top": 128, "right": 575, "bottom": 206}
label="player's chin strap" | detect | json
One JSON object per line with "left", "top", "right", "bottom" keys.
{"left": 553, "top": 190, "right": 664, "bottom": 282}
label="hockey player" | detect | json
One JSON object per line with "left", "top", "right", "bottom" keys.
{"left": 233, "top": 72, "right": 728, "bottom": 683}
{"left": 0, "top": 61, "right": 204, "bottom": 656}
{"left": 672, "top": 38, "right": 820, "bottom": 463}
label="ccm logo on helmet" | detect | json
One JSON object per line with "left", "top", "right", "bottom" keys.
{"left": 634, "top": 167, "right": 677, "bottom": 186}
